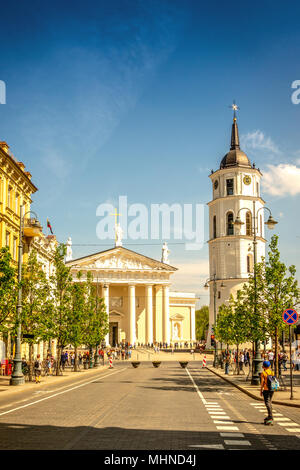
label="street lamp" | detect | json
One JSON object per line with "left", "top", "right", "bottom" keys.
{"left": 204, "top": 274, "right": 225, "bottom": 368}
{"left": 10, "top": 205, "right": 42, "bottom": 386}
{"left": 234, "top": 200, "right": 278, "bottom": 385}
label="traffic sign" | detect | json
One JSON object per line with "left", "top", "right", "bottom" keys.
{"left": 282, "top": 309, "right": 299, "bottom": 325}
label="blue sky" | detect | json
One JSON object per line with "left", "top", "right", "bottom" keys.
{"left": 1, "top": 0, "right": 300, "bottom": 304}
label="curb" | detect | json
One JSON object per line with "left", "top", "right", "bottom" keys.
{"left": 206, "top": 366, "right": 300, "bottom": 409}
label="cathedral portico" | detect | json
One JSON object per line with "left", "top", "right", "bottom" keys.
{"left": 66, "top": 246, "right": 196, "bottom": 347}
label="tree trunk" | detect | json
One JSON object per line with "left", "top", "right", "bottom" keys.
{"left": 274, "top": 327, "right": 278, "bottom": 377}
{"left": 74, "top": 346, "right": 78, "bottom": 372}
{"left": 29, "top": 343, "right": 34, "bottom": 382}
{"left": 56, "top": 344, "right": 62, "bottom": 376}
{"left": 236, "top": 344, "right": 239, "bottom": 375}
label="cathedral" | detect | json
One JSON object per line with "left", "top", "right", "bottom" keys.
{"left": 65, "top": 241, "right": 196, "bottom": 347}
{"left": 206, "top": 108, "right": 269, "bottom": 346}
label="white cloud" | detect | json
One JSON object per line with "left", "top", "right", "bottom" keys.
{"left": 241, "top": 130, "right": 280, "bottom": 154}
{"left": 171, "top": 259, "right": 209, "bottom": 294}
{"left": 262, "top": 163, "right": 300, "bottom": 196}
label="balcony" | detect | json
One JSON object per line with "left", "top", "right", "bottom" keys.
{"left": 23, "top": 218, "right": 42, "bottom": 238}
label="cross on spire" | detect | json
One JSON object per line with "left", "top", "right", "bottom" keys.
{"left": 229, "top": 100, "right": 239, "bottom": 121}
{"left": 228, "top": 100, "right": 240, "bottom": 150}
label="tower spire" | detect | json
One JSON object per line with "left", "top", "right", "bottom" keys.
{"left": 229, "top": 100, "right": 240, "bottom": 150}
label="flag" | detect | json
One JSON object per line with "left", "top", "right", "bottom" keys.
{"left": 47, "top": 218, "right": 53, "bottom": 234}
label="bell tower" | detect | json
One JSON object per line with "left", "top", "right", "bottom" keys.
{"left": 206, "top": 104, "right": 266, "bottom": 347}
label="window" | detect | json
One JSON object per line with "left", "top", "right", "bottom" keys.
{"left": 5, "top": 231, "right": 10, "bottom": 248}
{"left": 213, "top": 216, "right": 217, "bottom": 238}
{"left": 247, "top": 255, "right": 253, "bottom": 273}
{"left": 256, "top": 182, "right": 259, "bottom": 196}
{"left": 7, "top": 187, "right": 11, "bottom": 208}
{"left": 13, "top": 237, "right": 17, "bottom": 260}
{"left": 227, "top": 212, "right": 234, "bottom": 235}
{"left": 246, "top": 211, "right": 252, "bottom": 236}
{"left": 15, "top": 193, "right": 19, "bottom": 214}
{"left": 226, "top": 179, "right": 234, "bottom": 195}
{"left": 218, "top": 291, "right": 221, "bottom": 299}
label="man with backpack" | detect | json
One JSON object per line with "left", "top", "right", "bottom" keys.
{"left": 34, "top": 354, "right": 42, "bottom": 384}
{"left": 260, "top": 360, "right": 279, "bottom": 425}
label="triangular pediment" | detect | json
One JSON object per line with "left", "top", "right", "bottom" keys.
{"left": 66, "top": 246, "right": 177, "bottom": 272}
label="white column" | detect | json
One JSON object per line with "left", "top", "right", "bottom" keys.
{"left": 128, "top": 285, "right": 136, "bottom": 346}
{"left": 162, "top": 285, "right": 170, "bottom": 345}
{"left": 103, "top": 284, "right": 110, "bottom": 346}
{"left": 145, "top": 285, "right": 153, "bottom": 345}
{"left": 190, "top": 306, "right": 196, "bottom": 342}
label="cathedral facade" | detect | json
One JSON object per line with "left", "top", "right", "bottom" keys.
{"left": 66, "top": 245, "right": 196, "bottom": 347}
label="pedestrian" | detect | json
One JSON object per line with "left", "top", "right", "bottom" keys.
{"left": 267, "top": 350, "right": 274, "bottom": 368}
{"left": 260, "top": 360, "right": 277, "bottom": 425}
{"left": 239, "top": 351, "right": 244, "bottom": 372}
{"left": 34, "top": 354, "right": 42, "bottom": 384}
{"left": 225, "top": 351, "right": 231, "bottom": 375}
{"left": 282, "top": 352, "right": 288, "bottom": 371}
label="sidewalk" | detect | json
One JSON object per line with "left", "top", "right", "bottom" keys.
{"left": 207, "top": 363, "right": 300, "bottom": 408}
{"left": 0, "top": 363, "right": 109, "bottom": 398}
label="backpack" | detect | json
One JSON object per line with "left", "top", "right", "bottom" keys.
{"left": 267, "top": 374, "right": 280, "bottom": 391}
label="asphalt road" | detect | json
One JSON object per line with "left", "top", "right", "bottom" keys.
{"left": 0, "top": 361, "right": 299, "bottom": 450}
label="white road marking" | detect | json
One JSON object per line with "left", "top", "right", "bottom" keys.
{"left": 0, "top": 368, "right": 126, "bottom": 418}
{"left": 220, "top": 433, "right": 244, "bottom": 438}
{"left": 210, "top": 416, "right": 231, "bottom": 419}
{"left": 278, "top": 423, "right": 300, "bottom": 427}
{"left": 274, "top": 418, "right": 291, "bottom": 422}
{"left": 216, "top": 426, "right": 239, "bottom": 431}
{"left": 185, "top": 368, "right": 207, "bottom": 404}
{"left": 224, "top": 440, "right": 251, "bottom": 446}
{"left": 189, "top": 444, "right": 224, "bottom": 449}
{"left": 214, "top": 420, "right": 234, "bottom": 424}
{"left": 208, "top": 411, "right": 226, "bottom": 415}
{"left": 286, "top": 428, "right": 300, "bottom": 433}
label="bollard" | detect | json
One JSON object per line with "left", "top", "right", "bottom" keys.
{"left": 202, "top": 355, "right": 207, "bottom": 368}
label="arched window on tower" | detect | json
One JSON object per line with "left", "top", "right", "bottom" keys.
{"left": 246, "top": 211, "right": 252, "bottom": 236}
{"left": 213, "top": 216, "right": 217, "bottom": 238}
{"left": 227, "top": 212, "right": 234, "bottom": 236}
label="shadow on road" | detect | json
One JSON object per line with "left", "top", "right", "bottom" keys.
{"left": 0, "top": 422, "right": 298, "bottom": 450}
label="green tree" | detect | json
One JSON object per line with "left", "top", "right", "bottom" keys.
{"left": 69, "top": 272, "right": 86, "bottom": 371}
{"left": 195, "top": 306, "right": 209, "bottom": 341}
{"left": 0, "top": 247, "right": 17, "bottom": 331}
{"left": 82, "top": 273, "right": 108, "bottom": 364}
{"left": 215, "top": 292, "right": 251, "bottom": 374}
{"left": 253, "top": 235, "right": 299, "bottom": 375}
{"left": 48, "top": 245, "right": 73, "bottom": 375}
{"left": 21, "top": 250, "right": 51, "bottom": 380}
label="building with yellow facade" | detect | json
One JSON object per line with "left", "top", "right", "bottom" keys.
{"left": 0, "top": 141, "right": 38, "bottom": 264}
{"left": 0, "top": 140, "right": 57, "bottom": 362}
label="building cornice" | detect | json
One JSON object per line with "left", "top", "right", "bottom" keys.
{"left": 209, "top": 166, "right": 263, "bottom": 179}
{"left": 208, "top": 234, "right": 266, "bottom": 244}
{"left": 207, "top": 195, "right": 266, "bottom": 207}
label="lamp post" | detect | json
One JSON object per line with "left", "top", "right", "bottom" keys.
{"left": 234, "top": 200, "right": 277, "bottom": 385}
{"left": 10, "top": 205, "right": 42, "bottom": 386}
{"left": 204, "top": 274, "right": 225, "bottom": 368}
